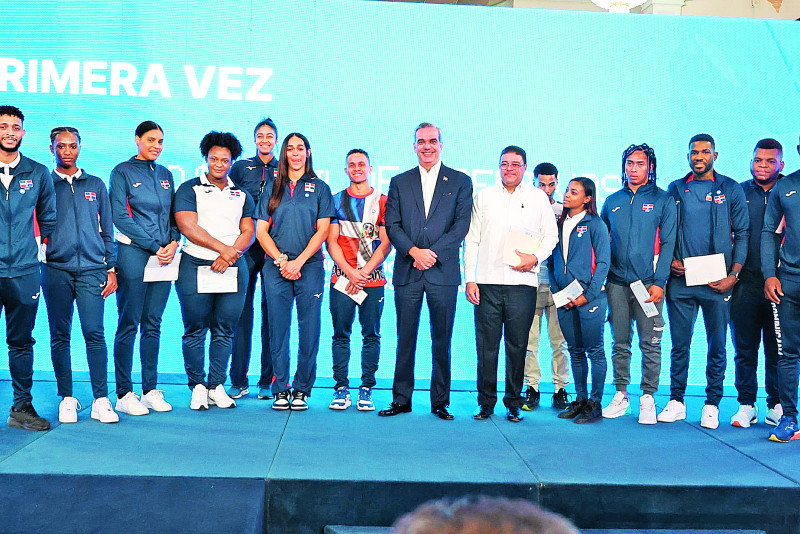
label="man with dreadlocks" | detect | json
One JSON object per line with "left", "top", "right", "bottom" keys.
{"left": 660, "top": 134, "right": 749, "bottom": 430}
{"left": 599, "top": 144, "right": 676, "bottom": 424}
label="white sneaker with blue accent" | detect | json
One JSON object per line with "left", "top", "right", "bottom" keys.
{"left": 357, "top": 387, "right": 375, "bottom": 411}
{"left": 766, "top": 404, "right": 783, "bottom": 427}
{"left": 329, "top": 387, "right": 351, "bottom": 410}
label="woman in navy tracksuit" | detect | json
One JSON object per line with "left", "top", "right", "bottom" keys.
{"left": 174, "top": 132, "right": 255, "bottom": 411}
{"left": 550, "top": 177, "right": 611, "bottom": 424}
{"left": 42, "top": 127, "right": 119, "bottom": 424}
{"left": 109, "top": 121, "right": 180, "bottom": 416}
{"left": 253, "top": 133, "right": 336, "bottom": 411}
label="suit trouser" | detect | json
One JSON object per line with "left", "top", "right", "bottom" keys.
{"left": 557, "top": 294, "right": 607, "bottom": 403}
{"left": 330, "top": 284, "right": 384, "bottom": 390}
{"left": 263, "top": 261, "right": 324, "bottom": 396}
{"left": 666, "top": 276, "right": 729, "bottom": 406}
{"left": 475, "top": 284, "right": 537, "bottom": 409}
{"left": 775, "top": 276, "right": 800, "bottom": 418}
{"left": 176, "top": 255, "right": 248, "bottom": 390}
{"left": 730, "top": 280, "right": 779, "bottom": 408}
{"left": 228, "top": 245, "right": 272, "bottom": 390}
{"left": 524, "top": 283, "right": 569, "bottom": 389}
{"left": 392, "top": 279, "right": 458, "bottom": 407}
{"left": 113, "top": 243, "right": 172, "bottom": 397}
{"left": 41, "top": 265, "right": 108, "bottom": 399}
{"left": 606, "top": 282, "right": 664, "bottom": 396}
{"left": 1, "top": 273, "right": 40, "bottom": 409}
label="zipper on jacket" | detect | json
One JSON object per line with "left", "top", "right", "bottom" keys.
{"left": 70, "top": 180, "right": 83, "bottom": 273}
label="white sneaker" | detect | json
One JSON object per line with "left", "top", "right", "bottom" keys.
{"left": 657, "top": 400, "right": 686, "bottom": 423}
{"left": 730, "top": 404, "right": 758, "bottom": 428}
{"left": 638, "top": 394, "right": 657, "bottom": 425}
{"left": 141, "top": 389, "right": 173, "bottom": 412}
{"left": 90, "top": 397, "right": 119, "bottom": 424}
{"left": 602, "top": 391, "right": 631, "bottom": 418}
{"left": 766, "top": 404, "right": 783, "bottom": 427}
{"left": 700, "top": 404, "right": 720, "bottom": 429}
{"left": 208, "top": 384, "right": 236, "bottom": 409}
{"left": 190, "top": 384, "right": 209, "bottom": 411}
{"left": 115, "top": 392, "right": 150, "bottom": 416}
{"left": 58, "top": 396, "right": 81, "bottom": 423}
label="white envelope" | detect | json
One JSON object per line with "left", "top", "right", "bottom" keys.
{"left": 503, "top": 230, "right": 541, "bottom": 272}
{"left": 683, "top": 253, "right": 727, "bottom": 287}
{"left": 333, "top": 276, "right": 367, "bottom": 304}
{"left": 552, "top": 279, "right": 584, "bottom": 308}
{"left": 143, "top": 253, "right": 182, "bottom": 282}
{"left": 630, "top": 280, "right": 660, "bottom": 318}
{"left": 197, "top": 266, "right": 238, "bottom": 293}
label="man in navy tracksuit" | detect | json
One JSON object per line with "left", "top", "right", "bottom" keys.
{"left": 0, "top": 106, "right": 57, "bottom": 431}
{"left": 226, "top": 118, "right": 277, "bottom": 400}
{"left": 764, "top": 134, "right": 800, "bottom": 443}
{"left": 600, "top": 144, "right": 676, "bottom": 425}
{"left": 729, "top": 139, "right": 784, "bottom": 429}
{"left": 660, "top": 134, "right": 749, "bottom": 430}
{"left": 42, "top": 127, "right": 119, "bottom": 424}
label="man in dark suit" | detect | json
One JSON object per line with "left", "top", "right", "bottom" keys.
{"left": 379, "top": 123, "right": 473, "bottom": 420}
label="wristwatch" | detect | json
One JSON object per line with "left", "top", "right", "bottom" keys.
{"left": 274, "top": 253, "right": 288, "bottom": 266}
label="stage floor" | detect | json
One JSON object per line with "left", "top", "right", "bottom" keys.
{"left": 0, "top": 379, "right": 797, "bottom": 534}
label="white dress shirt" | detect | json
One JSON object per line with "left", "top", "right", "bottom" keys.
{"left": 54, "top": 168, "right": 83, "bottom": 184}
{"left": 561, "top": 210, "right": 586, "bottom": 264}
{"left": 419, "top": 161, "right": 441, "bottom": 217}
{"left": 0, "top": 153, "right": 21, "bottom": 190}
{"left": 464, "top": 182, "right": 559, "bottom": 287}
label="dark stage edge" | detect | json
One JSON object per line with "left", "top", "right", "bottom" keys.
{"left": 0, "top": 380, "right": 797, "bottom": 534}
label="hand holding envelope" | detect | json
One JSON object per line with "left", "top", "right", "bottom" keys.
{"left": 503, "top": 231, "right": 540, "bottom": 273}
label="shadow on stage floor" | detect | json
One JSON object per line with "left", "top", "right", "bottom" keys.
{"left": 0, "top": 378, "right": 796, "bottom": 534}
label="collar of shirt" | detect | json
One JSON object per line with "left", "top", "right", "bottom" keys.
{"left": 55, "top": 168, "right": 83, "bottom": 184}
{"left": 201, "top": 172, "right": 234, "bottom": 190}
{"left": 0, "top": 153, "right": 21, "bottom": 175}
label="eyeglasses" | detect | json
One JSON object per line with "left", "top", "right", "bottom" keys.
{"left": 500, "top": 162, "right": 525, "bottom": 170}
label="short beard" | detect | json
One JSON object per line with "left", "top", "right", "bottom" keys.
{"left": 0, "top": 139, "right": 21, "bottom": 154}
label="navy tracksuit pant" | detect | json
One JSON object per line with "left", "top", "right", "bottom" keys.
{"left": 263, "top": 260, "right": 325, "bottom": 396}
{"left": 775, "top": 276, "right": 800, "bottom": 418}
{"left": 557, "top": 293, "right": 608, "bottom": 403}
{"left": 41, "top": 265, "right": 109, "bottom": 399}
{"left": 666, "top": 276, "right": 729, "bottom": 406}
{"left": 113, "top": 243, "right": 172, "bottom": 397}
{"left": 330, "top": 283, "right": 384, "bottom": 390}
{"left": 176, "top": 254, "right": 248, "bottom": 390}
{"left": 1, "top": 272, "right": 41, "bottom": 409}
{"left": 228, "top": 245, "right": 272, "bottom": 390}
{"left": 730, "top": 280, "right": 780, "bottom": 408}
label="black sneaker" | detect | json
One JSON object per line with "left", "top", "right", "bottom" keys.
{"left": 557, "top": 398, "right": 587, "bottom": 419}
{"left": 8, "top": 402, "right": 51, "bottom": 431}
{"left": 574, "top": 400, "right": 602, "bottom": 424}
{"left": 521, "top": 387, "right": 540, "bottom": 411}
{"left": 552, "top": 388, "right": 569, "bottom": 410}
{"left": 272, "top": 390, "right": 291, "bottom": 411}
{"left": 290, "top": 390, "right": 309, "bottom": 411}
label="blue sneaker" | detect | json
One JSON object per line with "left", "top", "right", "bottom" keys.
{"left": 769, "top": 415, "right": 800, "bottom": 443}
{"left": 257, "top": 387, "right": 273, "bottom": 400}
{"left": 357, "top": 387, "right": 375, "bottom": 411}
{"left": 329, "top": 387, "right": 351, "bottom": 410}
{"left": 227, "top": 386, "right": 248, "bottom": 399}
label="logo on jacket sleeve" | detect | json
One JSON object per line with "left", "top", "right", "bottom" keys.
{"left": 84, "top": 191, "right": 96, "bottom": 201}
{"left": 576, "top": 225, "right": 588, "bottom": 237}
{"left": 304, "top": 182, "right": 315, "bottom": 193}
{"left": 611, "top": 206, "right": 621, "bottom": 213}
{"left": 642, "top": 203, "right": 654, "bottom": 212}
{"left": 19, "top": 179, "right": 33, "bottom": 190}
{"left": 160, "top": 179, "right": 171, "bottom": 190}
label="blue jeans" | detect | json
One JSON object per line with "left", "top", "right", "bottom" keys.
{"left": 557, "top": 293, "right": 608, "bottom": 403}
{"left": 113, "top": 244, "right": 172, "bottom": 396}
{"left": 0, "top": 273, "right": 40, "bottom": 408}
{"left": 330, "top": 283, "right": 384, "bottom": 389}
{"left": 41, "top": 265, "right": 108, "bottom": 399}
{"left": 176, "top": 254, "right": 248, "bottom": 389}
{"left": 775, "top": 275, "right": 800, "bottom": 418}
{"left": 666, "top": 276, "right": 729, "bottom": 406}
{"left": 228, "top": 245, "right": 272, "bottom": 389}
{"left": 263, "top": 261, "right": 325, "bottom": 396}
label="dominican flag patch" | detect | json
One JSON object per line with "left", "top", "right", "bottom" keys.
{"left": 713, "top": 194, "right": 726, "bottom": 204}
{"left": 576, "top": 225, "right": 588, "bottom": 237}
{"left": 305, "top": 182, "right": 315, "bottom": 193}
{"left": 160, "top": 180, "right": 171, "bottom": 190}
{"left": 230, "top": 190, "right": 242, "bottom": 198}
{"left": 84, "top": 191, "right": 96, "bottom": 201}
{"left": 19, "top": 179, "right": 33, "bottom": 190}
{"left": 642, "top": 203, "right": 654, "bottom": 212}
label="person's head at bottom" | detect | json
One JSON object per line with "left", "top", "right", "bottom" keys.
{"left": 391, "top": 495, "right": 579, "bottom": 534}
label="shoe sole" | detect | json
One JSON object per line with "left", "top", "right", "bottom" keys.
{"left": 141, "top": 403, "right": 172, "bottom": 412}
{"left": 329, "top": 400, "right": 351, "bottom": 410}
{"left": 357, "top": 404, "right": 375, "bottom": 411}
{"left": 291, "top": 404, "right": 309, "bottom": 411}
{"left": 657, "top": 414, "right": 686, "bottom": 423}
{"left": 769, "top": 432, "right": 800, "bottom": 443}
{"left": 700, "top": 421, "right": 720, "bottom": 429}
{"left": 228, "top": 390, "right": 249, "bottom": 399}
{"left": 731, "top": 417, "right": 757, "bottom": 428}
{"left": 602, "top": 406, "right": 631, "bottom": 419}
{"left": 91, "top": 413, "right": 119, "bottom": 423}
{"left": 190, "top": 403, "right": 209, "bottom": 411}
{"left": 59, "top": 416, "right": 78, "bottom": 424}
{"left": 209, "top": 400, "right": 236, "bottom": 409}
{"left": 7, "top": 417, "right": 51, "bottom": 431}
{"left": 638, "top": 417, "right": 657, "bottom": 425}
{"left": 257, "top": 394, "right": 274, "bottom": 400}
{"left": 115, "top": 407, "right": 150, "bottom": 416}
{"left": 272, "top": 404, "right": 290, "bottom": 411}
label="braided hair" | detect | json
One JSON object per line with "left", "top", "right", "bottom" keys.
{"left": 621, "top": 143, "right": 657, "bottom": 185}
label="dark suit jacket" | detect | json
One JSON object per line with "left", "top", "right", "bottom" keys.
{"left": 385, "top": 164, "right": 473, "bottom": 286}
